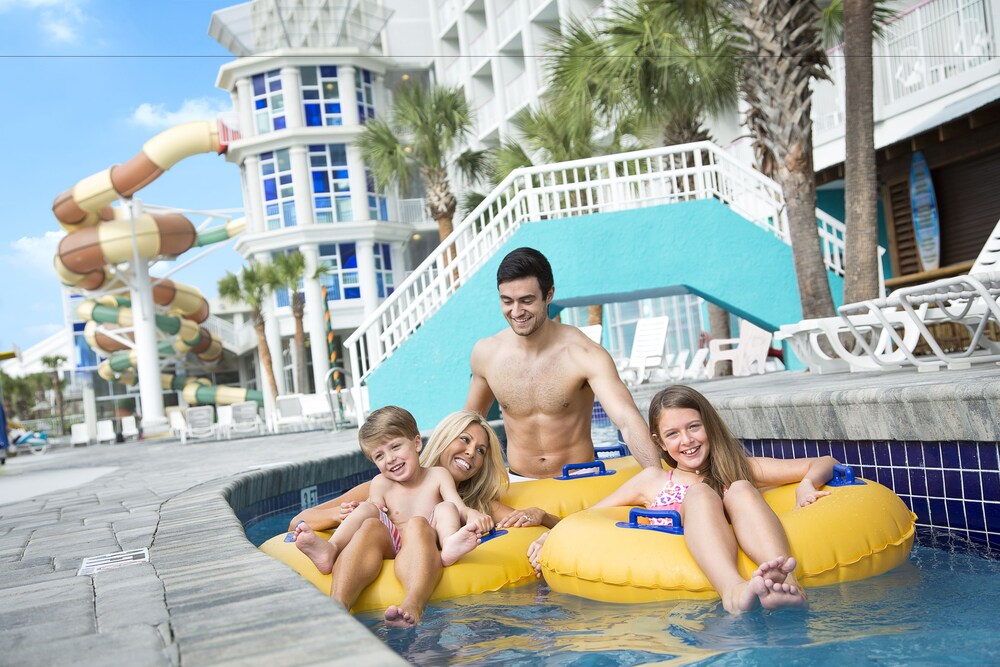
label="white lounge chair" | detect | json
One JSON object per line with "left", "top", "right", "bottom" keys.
{"left": 96, "top": 419, "right": 116, "bottom": 445}
{"left": 578, "top": 324, "right": 603, "bottom": 344}
{"left": 779, "top": 218, "right": 1000, "bottom": 373}
{"left": 169, "top": 410, "right": 187, "bottom": 444}
{"left": 619, "top": 316, "right": 670, "bottom": 386}
{"left": 121, "top": 416, "right": 139, "bottom": 441}
{"left": 185, "top": 405, "right": 217, "bottom": 442}
{"left": 216, "top": 405, "right": 233, "bottom": 440}
{"left": 274, "top": 395, "right": 309, "bottom": 433}
{"left": 70, "top": 423, "right": 90, "bottom": 447}
{"left": 707, "top": 321, "right": 773, "bottom": 378}
{"left": 300, "top": 393, "right": 334, "bottom": 429}
{"left": 230, "top": 401, "right": 265, "bottom": 437}
{"left": 682, "top": 348, "right": 710, "bottom": 380}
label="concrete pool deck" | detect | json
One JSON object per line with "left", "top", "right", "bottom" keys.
{"left": 1, "top": 364, "right": 998, "bottom": 666}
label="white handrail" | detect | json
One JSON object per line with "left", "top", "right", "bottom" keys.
{"left": 344, "top": 141, "right": 872, "bottom": 393}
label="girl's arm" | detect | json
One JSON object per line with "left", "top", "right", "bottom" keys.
{"left": 751, "top": 456, "right": 838, "bottom": 507}
{"left": 591, "top": 467, "right": 663, "bottom": 509}
{"left": 493, "top": 500, "right": 560, "bottom": 529}
{"left": 287, "top": 481, "right": 372, "bottom": 530}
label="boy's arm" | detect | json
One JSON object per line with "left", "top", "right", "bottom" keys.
{"left": 367, "top": 475, "right": 388, "bottom": 512}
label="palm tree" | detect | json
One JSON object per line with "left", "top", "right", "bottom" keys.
{"left": 357, "top": 84, "right": 488, "bottom": 243}
{"left": 41, "top": 355, "right": 66, "bottom": 435}
{"left": 218, "top": 262, "right": 279, "bottom": 401}
{"left": 267, "top": 251, "right": 309, "bottom": 394}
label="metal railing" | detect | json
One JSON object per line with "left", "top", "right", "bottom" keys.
{"left": 344, "top": 141, "right": 868, "bottom": 395}
{"left": 202, "top": 314, "right": 257, "bottom": 354}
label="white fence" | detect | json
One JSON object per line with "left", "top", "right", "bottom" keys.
{"left": 344, "top": 141, "right": 865, "bottom": 394}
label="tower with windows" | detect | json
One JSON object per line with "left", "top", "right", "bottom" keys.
{"left": 209, "top": 0, "right": 432, "bottom": 398}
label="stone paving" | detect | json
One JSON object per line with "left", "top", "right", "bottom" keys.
{"left": 0, "top": 363, "right": 997, "bottom": 666}
{"left": 0, "top": 429, "right": 405, "bottom": 667}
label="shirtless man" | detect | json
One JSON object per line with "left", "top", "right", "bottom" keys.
{"left": 465, "top": 247, "right": 661, "bottom": 478}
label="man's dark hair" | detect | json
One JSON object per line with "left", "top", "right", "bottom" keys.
{"left": 496, "top": 247, "right": 553, "bottom": 295}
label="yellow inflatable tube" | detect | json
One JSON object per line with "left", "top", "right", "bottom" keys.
{"left": 260, "top": 456, "right": 646, "bottom": 611}
{"left": 540, "top": 477, "right": 916, "bottom": 604}
{"left": 260, "top": 525, "right": 546, "bottom": 613}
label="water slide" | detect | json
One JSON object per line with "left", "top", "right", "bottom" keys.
{"left": 51, "top": 120, "right": 262, "bottom": 409}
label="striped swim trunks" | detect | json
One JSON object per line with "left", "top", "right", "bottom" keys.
{"left": 377, "top": 509, "right": 403, "bottom": 554}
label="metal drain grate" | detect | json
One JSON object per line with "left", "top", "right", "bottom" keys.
{"left": 77, "top": 548, "right": 150, "bottom": 576}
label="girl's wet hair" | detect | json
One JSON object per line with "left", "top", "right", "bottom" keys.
{"left": 648, "top": 385, "right": 755, "bottom": 495}
{"left": 420, "top": 410, "right": 507, "bottom": 514}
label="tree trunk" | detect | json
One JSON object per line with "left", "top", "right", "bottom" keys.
{"left": 843, "top": 0, "right": 880, "bottom": 303}
{"left": 780, "top": 146, "right": 836, "bottom": 319}
{"left": 707, "top": 303, "right": 732, "bottom": 377}
{"left": 291, "top": 296, "right": 309, "bottom": 394}
{"left": 253, "top": 316, "right": 280, "bottom": 401}
{"left": 587, "top": 304, "right": 603, "bottom": 327}
{"left": 52, "top": 372, "right": 65, "bottom": 435}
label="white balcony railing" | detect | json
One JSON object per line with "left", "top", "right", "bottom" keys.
{"left": 812, "top": 0, "right": 998, "bottom": 138}
{"left": 398, "top": 198, "right": 430, "bottom": 225}
{"left": 344, "top": 142, "right": 873, "bottom": 393}
{"left": 203, "top": 314, "right": 257, "bottom": 354}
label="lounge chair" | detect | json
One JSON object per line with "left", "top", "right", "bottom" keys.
{"left": 216, "top": 405, "right": 233, "bottom": 440}
{"left": 96, "top": 419, "right": 116, "bottom": 445}
{"left": 274, "top": 395, "right": 309, "bottom": 433}
{"left": 618, "top": 316, "right": 670, "bottom": 386}
{"left": 230, "top": 401, "right": 265, "bottom": 437}
{"left": 185, "top": 405, "right": 217, "bottom": 442}
{"left": 706, "top": 321, "right": 773, "bottom": 378}
{"left": 121, "top": 416, "right": 139, "bottom": 441}
{"left": 168, "top": 410, "right": 187, "bottom": 444}
{"left": 578, "top": 324, "right": 603, "bottom": 345}
{"left": 682, "top": 348, "right": 710, "bottom": 380}
{"left": 70, "top": 423, "right": 90, "bottom": 447}
{"left": 779, "top": 217, "right": 1000, "bottom": 372}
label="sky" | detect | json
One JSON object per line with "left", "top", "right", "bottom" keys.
{"left": 0, "top": 0, "right": 249, "bottom": 354}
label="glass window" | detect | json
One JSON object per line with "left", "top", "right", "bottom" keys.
{"left": 374, "top": 243, "right": 395, "bottom": 298}
{"left": 355, "top": 67, "right": 376, "bottom": 124}
{"left": 301, "top": 65, "right": 343, "bottom": 127}
{"left": 251, "top": 69, "right": 285, "bottom": 134}
{"left": 318, "top": 243, "right": 361, "bottom": 301}
{"left": 366, "top": 171, "right": 388, "bottom": 221}
{"left": 259, "top": 149, "right": 296, "bottom": 229}
{"left": 308, "top": 144, "right": 352, "bottom": 223}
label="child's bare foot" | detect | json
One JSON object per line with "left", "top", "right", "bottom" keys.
{"left": 758, "top": 577, "right": 808, "bottom": 611}
{"left": 294, "top": 523, "right": 337, "bottom": 574}
{"left": 440, "top": 522, "right": 481, "bottom": 566}
{"left": 726, "top": 577, "right": 765, "bottom": 613}
{"left": 384, "top": 604, "right": 419, "bottom": 628}
{"left": 754, "top": 556, "right": 796, "bottom": 586}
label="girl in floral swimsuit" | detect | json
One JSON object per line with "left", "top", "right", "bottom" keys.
{"left": 532, "top": 385, "right": 839, "bottom": 615}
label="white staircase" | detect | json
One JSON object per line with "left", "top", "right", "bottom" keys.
{"left": 344, "top": 141, "right": 876, "bottom": 408}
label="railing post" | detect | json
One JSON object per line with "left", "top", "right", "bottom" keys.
{"left": 524, "top": 174, "right": 540, "bottom": 221}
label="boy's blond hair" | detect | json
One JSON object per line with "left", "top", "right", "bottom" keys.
{"left": 358, "top": 405, "right": 419, "bottom": 457}
{"left": 420, "top": 410, "right": 507, "bottom": 514}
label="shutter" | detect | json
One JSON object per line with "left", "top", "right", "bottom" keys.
{"left": 935, "top": 151, "right": 1000, "bottom": 266}
{"left": 886, "top": 180, "right": 921, "bottom": 275}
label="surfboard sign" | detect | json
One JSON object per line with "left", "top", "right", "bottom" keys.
{"left": 909, "top": 151, "right": 940, "bottom": 271}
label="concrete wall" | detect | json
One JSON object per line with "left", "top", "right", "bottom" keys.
{"left": 366, "top": 199, "right": 844, "bottom": 427}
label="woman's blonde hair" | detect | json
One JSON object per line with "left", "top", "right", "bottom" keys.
{"left": 648, "top": 385, "right": 755, "bottom": 495}
{"left": 420, "top": 410, "right": 508, "bottom": 514}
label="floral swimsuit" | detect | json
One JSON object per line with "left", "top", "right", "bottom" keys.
{"left": 647, "top": 470, "right": 689, "bottom": 525}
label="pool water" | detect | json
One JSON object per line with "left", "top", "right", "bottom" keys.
{"left": 356, "top": 545, "right": 1000, "bottom": 665}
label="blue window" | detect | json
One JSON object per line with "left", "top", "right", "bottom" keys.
{"left": 318, "top": 242, "right": 360, "bottom": 300}
{"left": 373, "top": 243, "right": 394, "bottom": 298}
{"left": 308, "top": 144, "right": 352, "bottom": 223}
{"left": 355, "top": 67, "right": 376, "bottom": 124}
{"left": 366, "top": 170, "right": 388, "bottom": 221}
{"left": 301, "top": 65, "right": 343, "bottom": 127}
{"left": 259, "top": 149, "right": 295, "bottom": 229}
{"left": 251, "top": 70, "right": 285, "bottom": 134}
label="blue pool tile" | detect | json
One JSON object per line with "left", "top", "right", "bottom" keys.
{"left": 927, "top": 469, "right": 945, "bottom": 498}
{"left": 910, "top": 497, "right": 930, "bottom": 523}
{"left": 792, "top": 441, "right": 806, "bottom": 458}
{"left": 910, "top": 469, "right": 928, "bottom": 496}
{"left": 980, "top": 443, "right": 999, "bottom": 472}
{"left": 968, "top": 530, "right": 988, "bottom": 547}
{"left": 873, "top": 444, "right": 892, "bottom": 467}
{"left": 941, "top": 445, "right": 961, "bottom": 469}
{"left": 924, "top": 444, "right": 943, "bottom": 468}
{"left": 959, "top": 442, "right": 980, "bottom": 469}
{"left": 830, "top": 442, "right": 847, "bottom": 464}
{"left": 892, "top": 468, "right": 910, "bottom": 495}
{"left": 963, "top": 472, "right": 983, "bottom": 501}
{"left": 859, "top": 443, "right": 876, "bottom": 466}
{"left": 845, "top": 442, "right": 861, "bottom": 466}
{"left": 905, "top": 441, "right": 924, "bottom": 467}
{"left": 944, "top": 470, "right": 964, "bottom": 498}
{"left": 946, "top": 500, "right": 968, "bottom": 529}
{"left": 929, "top": 497, "right": 948, "bottom": 526}
{"left": 985, "top": 503, "right": 1000, "bottom": 533}
{"left": 967, "top": 504, "right": 987, "bottom": 532}
{"left": 983, "top": 472, "right": 1000, "bottom": 501}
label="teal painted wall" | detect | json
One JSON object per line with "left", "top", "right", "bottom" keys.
{"left": 366, "top": 199, "right": 844, "bottom": 427}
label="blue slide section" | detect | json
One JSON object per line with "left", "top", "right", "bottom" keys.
{"left": 366, "top": 199, "right": 843, "bottom": 427}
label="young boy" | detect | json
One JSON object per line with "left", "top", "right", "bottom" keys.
{"left": 294, "top": 406, "right": 489, "bottom": 579}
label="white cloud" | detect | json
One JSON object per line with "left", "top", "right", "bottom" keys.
{"left": 10, "top": 231, "right": 65, "bottom": 273}
{"left": 130, "top": 98, "right": 234, "bottom": 130}
{"left": 0, "top": 0, "right": 87, "bottom": 43}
